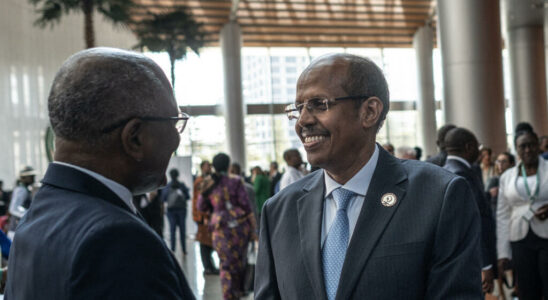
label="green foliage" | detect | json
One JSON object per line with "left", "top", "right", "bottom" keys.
{"left": 134, "top": 6, "right": 205, "bottom": 87}
{"left": 30, "top": 0, "right": 134, "bottom": 28}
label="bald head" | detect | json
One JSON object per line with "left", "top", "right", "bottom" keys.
{"left": 298, "top": 53, "right": 390, "bottom": 128}
{"left": 445, "top": 127, "right": 480, "bottom": 163}
{"left": 48, "top": 47, "right": 174, "bottom": 146}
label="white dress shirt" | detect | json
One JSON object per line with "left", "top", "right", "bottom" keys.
{"left": 321, "top": 145, "right": 379, "bottom": 246}
{"left": 53, "top": 161, "right": 137, "bottom": 214}
{"left": 279, "top": 166, "right": 305, "bottom": 191}
{"left": 446, "top": 155, "right": 472, "bottom": 169}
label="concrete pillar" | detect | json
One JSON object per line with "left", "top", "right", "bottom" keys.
{"left": 508, "top": 26, "right": 548, "bottom": 135}
{"left": 220, "top": 22, "right": 246, "bottom": 169}
{"left": 413, "top": 26, "right": 437, "bottom": 158}
{"left": 437, "top": 0, "right": 507, "bottom": 153}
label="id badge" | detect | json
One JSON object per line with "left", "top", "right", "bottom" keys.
{"left": 522, "top": 209, "right": 535, "bottom": 222}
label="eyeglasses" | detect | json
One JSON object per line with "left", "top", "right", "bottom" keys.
{"left": 101, "top": 112, "right": 190, "bottom": 134}
{"left": 284, "top": 95, "right": 370, "bottom": 120}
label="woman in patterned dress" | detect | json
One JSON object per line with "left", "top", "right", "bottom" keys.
{"left": 198, "top": 153, "right": 256, "bottom": 300}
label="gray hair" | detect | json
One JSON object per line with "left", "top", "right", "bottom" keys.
{"left": 304, "top": 53, "right": 390, "bottom": 128}
{"left": 48, "top": 47, "right": 172, "bottom": 146}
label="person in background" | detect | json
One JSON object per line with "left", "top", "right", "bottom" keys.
{"left": 497, "top": 124, "right": 548, "bottom": 300}
{"left": 8, "top": 166, "right": 36, "bottom": 234}
{"left": 539, "top": 135, "right": 548, "bottom": 159}
{"left": 414, "top": 146, "right": 422, "bottom": 161}
{"left": 426, "top": 124, "right": 457, "bottom": 166}
{"left": 443, "top": 127, "right": 496, "bottom": 294}
{"left": 479, "top": 147, "right": 495, "bottom": 187}
{"left": 252, "top": 166, "right": 271, "bottom": 217}
{"left": 396, "top": 146, "right": 417, "bottom": 160}
{"left": 163, "top": 168, "right": 190, "bottom": 255}
{"left": 192, "top": 160, "right": 219, "bottom": 275}
{"left": 133, "top": 191, "right": 164, "bottom": 238}
{"left": 230, "top": 163, "right": 259, "bottom": 231}
{"left": 486, "top": 152, "right": 516, "bottom": 215}
{"left": 198, "top": 153, "right": 255, "bottom": 300}
{"left": 269, "top": 162, "right": 282, "bottom": 196}
{"left": 0, "top": 180, "right": 9, "bottom": 216}
{"left": 279, "top": 149, "right": 305, "bottom": 191}
{"left": 382, "top": 143, "right": 395, "bottom": 155}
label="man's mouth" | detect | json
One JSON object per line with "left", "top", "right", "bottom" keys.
{"left": 303, "top": 135, "right": 329, "bottom": 148}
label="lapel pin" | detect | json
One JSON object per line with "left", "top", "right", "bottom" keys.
{"left": 381, "top": 193, "right": 397, "bottom": 207}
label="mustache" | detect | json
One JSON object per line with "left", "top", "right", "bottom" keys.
{"left": 300, "top": 126, "right": 329, "bottom": 136}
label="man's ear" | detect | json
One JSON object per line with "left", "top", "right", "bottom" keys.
{"left": 360, "top": 97, "right": 383, "bottom": 129}
{"left": 121, "top": 118, "right": 146, "bottom": 162}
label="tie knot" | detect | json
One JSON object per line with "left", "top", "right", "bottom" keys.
{"left": 332, "top": 188, "right": 355, "bottom": 211}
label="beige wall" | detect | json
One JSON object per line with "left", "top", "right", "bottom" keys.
{"left": 0, "top": 0, "right": 137, "bottom": 188}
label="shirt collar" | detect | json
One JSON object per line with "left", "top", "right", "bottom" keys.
{"left": 446, "top": 155, "right": 472, "bottom": 169}
{"left": 52, "top": 161, "right": 136, "bottom": 213}
{"left": 324, "top": 144, "right": 380, "bottom": 198}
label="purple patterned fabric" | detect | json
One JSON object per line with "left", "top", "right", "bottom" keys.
{"left": 198, "top": 176, "right": 254, "bottom": 300}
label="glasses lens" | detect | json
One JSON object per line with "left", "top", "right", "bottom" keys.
{"left": 308, "top": 98, "right": 328, "bottom": 111}
{"left": 285, "top": 104, "right": 299, "bottom": 120}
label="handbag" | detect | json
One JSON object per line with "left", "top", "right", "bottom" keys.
{"left": 242, "top": 243, "right": 256, "bottom": 293}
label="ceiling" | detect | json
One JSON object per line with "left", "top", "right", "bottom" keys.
{"left": 130, "top": 0, "right": 437, "bottom": 48}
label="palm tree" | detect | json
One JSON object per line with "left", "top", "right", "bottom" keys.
{"left": 29, "top": 0, "right": 135, "bottom": 48}
{"left": 134, "top": 6, "right": 205, "bottom": 89}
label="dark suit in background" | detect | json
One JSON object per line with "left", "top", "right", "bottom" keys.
{"left": 256, "top": 148, "right": 482, "bottom": 299}
{"left": 444, "top": 158, "right": 497, "bottom": 269}
{"left": 6, "top": 164, "right": 194, "bottom": 299}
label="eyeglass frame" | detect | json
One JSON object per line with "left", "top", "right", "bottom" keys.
{"left": 284, "top": 95, "right": 372, "bottom": 120}
{"left": 101, "top": 111, "right": 190, "bottom": 134}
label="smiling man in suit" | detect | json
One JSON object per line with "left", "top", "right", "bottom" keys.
{"left": 6, "top": 48, "right": 194, "bottom": 299}
{"left": 255, "top": 53, "right": 483, "bottom": 300}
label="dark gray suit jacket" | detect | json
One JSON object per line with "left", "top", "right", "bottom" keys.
{"left": 255, "top": 148, "right": 482, "bottom": 300}
{"left": 5, "top": 163, "right": 195, "bottom": 300}
{"left": 443, "top": 158, "right": 497, "bottom": 269}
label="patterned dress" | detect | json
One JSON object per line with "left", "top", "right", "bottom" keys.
{"left": 198, "top": 175, "right": 255, "bottom": 300}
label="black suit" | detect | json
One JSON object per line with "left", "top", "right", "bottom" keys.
{"left": 444, "top": 158, "right": 497, "bottom": 268}
{"left": 426, "top": 150, "right": 448, "bottom": 167}
{"left": 255, "top": 147, "right": 483, "bottom": 299}
{"left": 5, "top": 163, "right": 194, "bottom": 300}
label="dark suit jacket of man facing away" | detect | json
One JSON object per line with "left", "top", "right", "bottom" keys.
{"left": 255, "top": 147, "right": 483, "bottom": 300}
{"left": 443, "top": 158, "right": 497, "bottom": 269}
{"left": 5, "top": 163, "right": 195, "bottom": 300}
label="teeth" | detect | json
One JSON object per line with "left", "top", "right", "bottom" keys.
{"left": 304, "top": 136, "right": 326, "bottom": 143}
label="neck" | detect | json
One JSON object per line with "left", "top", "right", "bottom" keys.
{"left": 325, "top": 143, "right": 375, "bottom": 185}
{"left": 54, "top": 140, "right": 130, "bottom": 188}
{"left": 523, "top": 162, "right": 538, "bottom": 176}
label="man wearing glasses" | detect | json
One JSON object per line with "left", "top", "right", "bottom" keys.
{"left": 6, "top": 48, "right": 194, "bottom": 299}
{"left": 255, "top": 53, "right": 483, "bottom": 299}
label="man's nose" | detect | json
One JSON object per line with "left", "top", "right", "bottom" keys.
{"left": 296, "top": 107, "right": 315, "bottom": 128}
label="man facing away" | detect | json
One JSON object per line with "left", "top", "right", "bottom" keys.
{"left": 255, "top": 53, "right": 483, "bottom": 300}
{"left": 6, "top": 48, "right": 194, "bottom": 299}
{"left": 442, "top": 127, "right": 497, "bottom": 294}
{"left": 278, "top": 149, "right": 305, "bottom": 191}
{"left": 426, "top": 123, "right": 456, "bottom": 166}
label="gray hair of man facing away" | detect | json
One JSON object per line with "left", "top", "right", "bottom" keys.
{"left": 48, "top": 47, "right": 172, "bottom": 147}
{"left": 300, "top": 53, "right": 390, "bottom": 130}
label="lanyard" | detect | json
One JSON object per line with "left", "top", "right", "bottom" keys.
{"left": 520, "top": 164, "right": 540, "bottom": 202}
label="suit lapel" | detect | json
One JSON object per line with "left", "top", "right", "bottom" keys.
{"left": 297, "top": 171, "right": 328, "bottom": 300}
{"left": 41, "top": 163, "right": 136, "bottom": 215}
{"left": 336, "top": 148, "right": 408, "bottom": 300}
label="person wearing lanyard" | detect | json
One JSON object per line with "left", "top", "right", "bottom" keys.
{"left": 497, "top": 124, "right": 548, "bottom": 300}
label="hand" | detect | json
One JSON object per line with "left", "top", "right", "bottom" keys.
{"left": 498, "top": 258, "right": 510, "bottom": 280}
{"left": 481, "top": 268, "right": 494, "bottom": 294}
{"left": 535, "top": 204, "right": 548, "bottom": 221}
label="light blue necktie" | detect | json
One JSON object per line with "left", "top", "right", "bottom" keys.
{"left": 322, "top": 188, "right": 355, "bottom": 300}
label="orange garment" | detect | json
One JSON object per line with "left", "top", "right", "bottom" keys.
{"left": 192, "top": 176, "right": 213, "bottom": 247}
